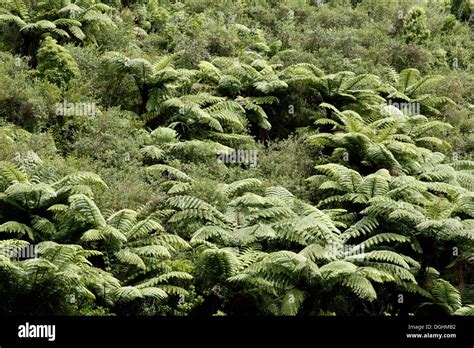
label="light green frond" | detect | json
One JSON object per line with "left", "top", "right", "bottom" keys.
{"left": 107, "top": 209, "right": 138, "bottom": 232}
{"left": 281, "top": 289, "right": 305, "bottom": 315}
{"left": 454, "top": 305, "right": 474, "bottom": 316}
{"left": 431, "top": 279, "right": 462, "bottom": 312}
{"left": 115, "top": 249, "right": 146, "bottom": 269}
{"left": 0, "top": 161, "right": 28, "bottom": 184}
{"left": 342, "top": 274, "right": 377, "bottom": 301}
{"left": 146, "top": 164, "right": 192, "bottom": 182}
{"left": 0, "top": 221, "right": 35, "bottom": 240}
{"left": 69, "top": 194, "right": 106, "bottom": 227}
{"left": 223, "top": 178, "right": 262, "bottom": 198}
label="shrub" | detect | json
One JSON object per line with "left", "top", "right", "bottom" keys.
{"left": 36, "top": 36, "right": 80, "bottom": 88}
{"left": 403, "top": 6, "right": 431, "bottom": 44}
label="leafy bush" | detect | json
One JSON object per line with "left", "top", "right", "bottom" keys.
{"left": 36, "top": 36, "right": 80, "bottom": 88}
{"left": 0, "top": 0, "right": 473, "bottom": 317}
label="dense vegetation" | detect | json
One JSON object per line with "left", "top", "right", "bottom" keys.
{"left": 0, "top": 0, "right": 473, "bottom": 316}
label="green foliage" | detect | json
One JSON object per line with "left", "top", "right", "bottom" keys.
{"left": 404, "top": 6, "right": 431, "bottom": 44}
{"left": 36, "top": 36, "right": 80, "bottom": 88}
{"left": 0, "top": 0, "right": 472, "bottom": 317}
{"left": 0, "top": 52, "right": 60, "bottom": 130}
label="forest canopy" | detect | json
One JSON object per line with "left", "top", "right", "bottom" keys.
{"left": 0, "top": 0, "right": 473, "bottom": 317}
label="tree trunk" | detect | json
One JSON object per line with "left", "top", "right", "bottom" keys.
{"left": 417, "top": 256, "right": 430, "bottom": 289}
{"left": 257, "top": 127, "right": 270, "bottom": 145}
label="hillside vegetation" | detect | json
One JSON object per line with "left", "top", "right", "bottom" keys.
{"left": 0, "top": 0, "right": 473, "bottom": 316}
